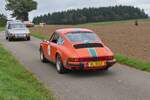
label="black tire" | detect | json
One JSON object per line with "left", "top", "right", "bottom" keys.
{"left": 27, "top": 36, "right": 30, "bottom": 41}
{"left": 6, "top": 37, "right": 8, "bottom": 40}
{"left": 101, "top": 67, "right": 109, "bottom": 72}
{"left": 56, "top": 54, "right": 66, "bottom": 74}
{"left": 8, "top": 37, "right": 13, "bottom": 41}
{"left": 40, "top": 49, "right": 48, "bottom": 63}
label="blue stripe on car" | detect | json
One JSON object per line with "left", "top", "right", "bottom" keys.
{"left": 88, "top": 48, "right": 97, "bottom": 57}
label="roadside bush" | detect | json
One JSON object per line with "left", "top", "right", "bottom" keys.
{"left": 0, "top": 14, "right": 7, "bottom": 27}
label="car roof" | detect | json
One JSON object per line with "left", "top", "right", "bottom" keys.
{"left": 8, "top": 20, "right": 23, "bottom": 24}
{"left": 56, "top": 28, "right": 94, "bottom": 35}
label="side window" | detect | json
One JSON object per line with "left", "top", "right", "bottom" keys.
{"left": 50, "top": 32, "right": 60, "bottom": 43}
{"left": 8, "top": 24, "right": 11, "bottom": 29}
{"left": 57, "top": 37, "right": 64, "bottom": 45}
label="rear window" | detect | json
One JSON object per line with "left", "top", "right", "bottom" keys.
{"left": 66, "top": 32, "right": 100, "bottom": 43}
{"left": 10, "top": 23, "right": 26, "bottom": 29}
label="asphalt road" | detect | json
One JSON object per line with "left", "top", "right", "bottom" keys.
{"left": 0, "top": 32, "right": 150, "bottom": 100}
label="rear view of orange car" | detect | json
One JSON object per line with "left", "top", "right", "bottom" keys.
{"left": 40, "top": 28, "right": 116, "bottom": 74}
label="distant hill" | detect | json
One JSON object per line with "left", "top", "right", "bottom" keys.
{"left": 33, "top": 5, "right": 148, "bottom": 25}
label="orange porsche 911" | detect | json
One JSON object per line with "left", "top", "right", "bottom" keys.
{"left": 40, "top": 28, "right": 116, "bottom": 74}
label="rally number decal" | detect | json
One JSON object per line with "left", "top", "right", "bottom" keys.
{"left": 48, "top": 45, "right": 51, "bottom": 56}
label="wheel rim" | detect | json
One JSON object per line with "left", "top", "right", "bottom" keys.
{"left": 40, "top": 51, "right": 43, "bottom": 61}
{"left": 56, "top": 56, "right": 61, "bottom": 71}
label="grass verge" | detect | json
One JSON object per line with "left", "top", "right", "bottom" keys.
{"left": 31, "top": 32, "right": 150, "bottom": 72}
{"left": 31, "top": 32, "right": 49, "bottom": 40}
{"left": 0, "top": 27, "right": 4, "bottom": 31}
{"left": 0, "top": 44, "right": 54, "bottom": 100}
{"left": 116, "top": 54, "right": 150, "bottom": 72}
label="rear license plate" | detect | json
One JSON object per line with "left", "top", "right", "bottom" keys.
{"left": 88, "top": 61, "right": 106, "bottom": 67}
{"left": 16, "top": 34, "right": 25, "bottom": 37}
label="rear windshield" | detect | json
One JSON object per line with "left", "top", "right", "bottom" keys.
{"left": 10, "top": 23, "right": 26, "bottom": 29}
{"left": 66, "top": 32, "right": 100, "bottom": 43}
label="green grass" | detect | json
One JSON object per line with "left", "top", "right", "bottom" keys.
{"left": 0, "top": 27, "right": 4, "bottom": 31}
{"left": 116, "top": 54, "right": 150, "bottom": 72}
{"left": 78, "top": 18, "right": 150, "bottom": 26}
{"left": 0, "top": 44, "right": 54, "bottom": 100}
{"left": 31, "top": 32, "right": 150, "bottom": 72}
{"left": 31, "top": 32, "right": 49, "bottom": 40}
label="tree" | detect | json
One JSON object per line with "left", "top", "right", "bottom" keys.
{"left": 6, "top": 0, "right": 37, "bottom": 21}
{"left": 0, "top": 14, "right": 7, "bottom": 27}
{"left": 33, "top": 5, "right": 148, "bottom": 25}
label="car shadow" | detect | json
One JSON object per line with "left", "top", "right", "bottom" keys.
{"left": 66, "top": 69, "right": 114, "bottom": 78}
{"left": 46, "top": 61, "right": 115, "bottom": 78}
{"left": 5, "top": 38, "right": 30, "bottom": 42}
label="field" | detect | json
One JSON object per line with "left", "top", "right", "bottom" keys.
{"left": 0, "top": 44, "right": 54, "bottom": 100}
{"left": 30, "top": 20, "right": 150, "bottom": 62}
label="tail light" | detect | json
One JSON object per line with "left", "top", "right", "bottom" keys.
{"left": 67, "top": 56, "right": 114, "bottom": 62}
{"left": 67, "top": 58, "right": 80, "bottom": 62}
{"left": 104, "top": 56, "right": 114, "bottom": 60}
{"left": 67, "top": 58, "right": 81, "bottom": 66}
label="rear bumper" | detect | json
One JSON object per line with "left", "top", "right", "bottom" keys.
{"left": 8, "top": 35, "right": 30, "bottom": 39}
{"left": 106, "top": 59, "right": 116, "bottom": 67}
{"left": 64, "top": 59, "right": 116, "bottom": 70}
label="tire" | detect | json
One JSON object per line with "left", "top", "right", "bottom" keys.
{"left": 27, "top": 36, "right": 30, "bottom": 41}
{"left": 6, "top": 37, "right": 8, "bottom": 40}
{"left": 101, "top": 67, "right": 109, "bottom": 72}
{"left": 40, "top": 49, "right": 48, "bottom": 63}
{"left": 56, "top": 54, "right": 66, "bottom": 74}
{"left": 8, "top": 37, "right": 13, "bottom": 41}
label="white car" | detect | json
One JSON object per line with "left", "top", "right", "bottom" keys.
{"left": 5, "top": 20, "right": 31, "bottom": 41}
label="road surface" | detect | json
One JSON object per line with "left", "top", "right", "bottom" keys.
{"left": 0, "top": 32, "right": 150, "bottom": 100}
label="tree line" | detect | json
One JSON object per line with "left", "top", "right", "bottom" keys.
{"left": 0, "top": 14, "right": 7, "bottom": 27}
{"left": 33, "top": 5, "right": 148, "bottom": 25}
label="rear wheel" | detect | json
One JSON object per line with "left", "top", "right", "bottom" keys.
{"left": 27, "top": 36, "right": 30, "bottom": 41}
{"left": 40, "top": 49, "right": 48, "bottom": 63}
{"left": 101, "top": 67, "right": 109, "bottom": 72}
{"left": 56, "top": 54, "right": 66, "bottom": 74}
{"left": 6, "top": 37, "right": 8, "bottom": 40}
{"left": 8, "top": 37, "right": 13, "bottom": 41}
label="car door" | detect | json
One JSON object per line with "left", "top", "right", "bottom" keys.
{"left": 41, "top": 32, "right": 56, "bottom": 60}
{"left": 41, "top": 40, "right": 50, "bottom": 60}
{"left": 48, "top": 32, "right": 60, "bottom": 62}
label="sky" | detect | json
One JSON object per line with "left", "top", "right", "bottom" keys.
{"left": 0, "top": 0, "right": 150, "bottom": 20}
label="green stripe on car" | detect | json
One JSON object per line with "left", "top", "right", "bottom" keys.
{"left": 88, "top": 48, "right": 97, "bottom": 57}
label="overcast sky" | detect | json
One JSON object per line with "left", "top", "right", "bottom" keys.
{"left": 0, "top": 0, "right": 150, "bottom": 20}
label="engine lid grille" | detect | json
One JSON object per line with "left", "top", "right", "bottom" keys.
{"left": 78, "top": 56, "right": 114, "bottom": 62}
{"left": 74, "top": 43, "right": 103, "bottom": 49}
